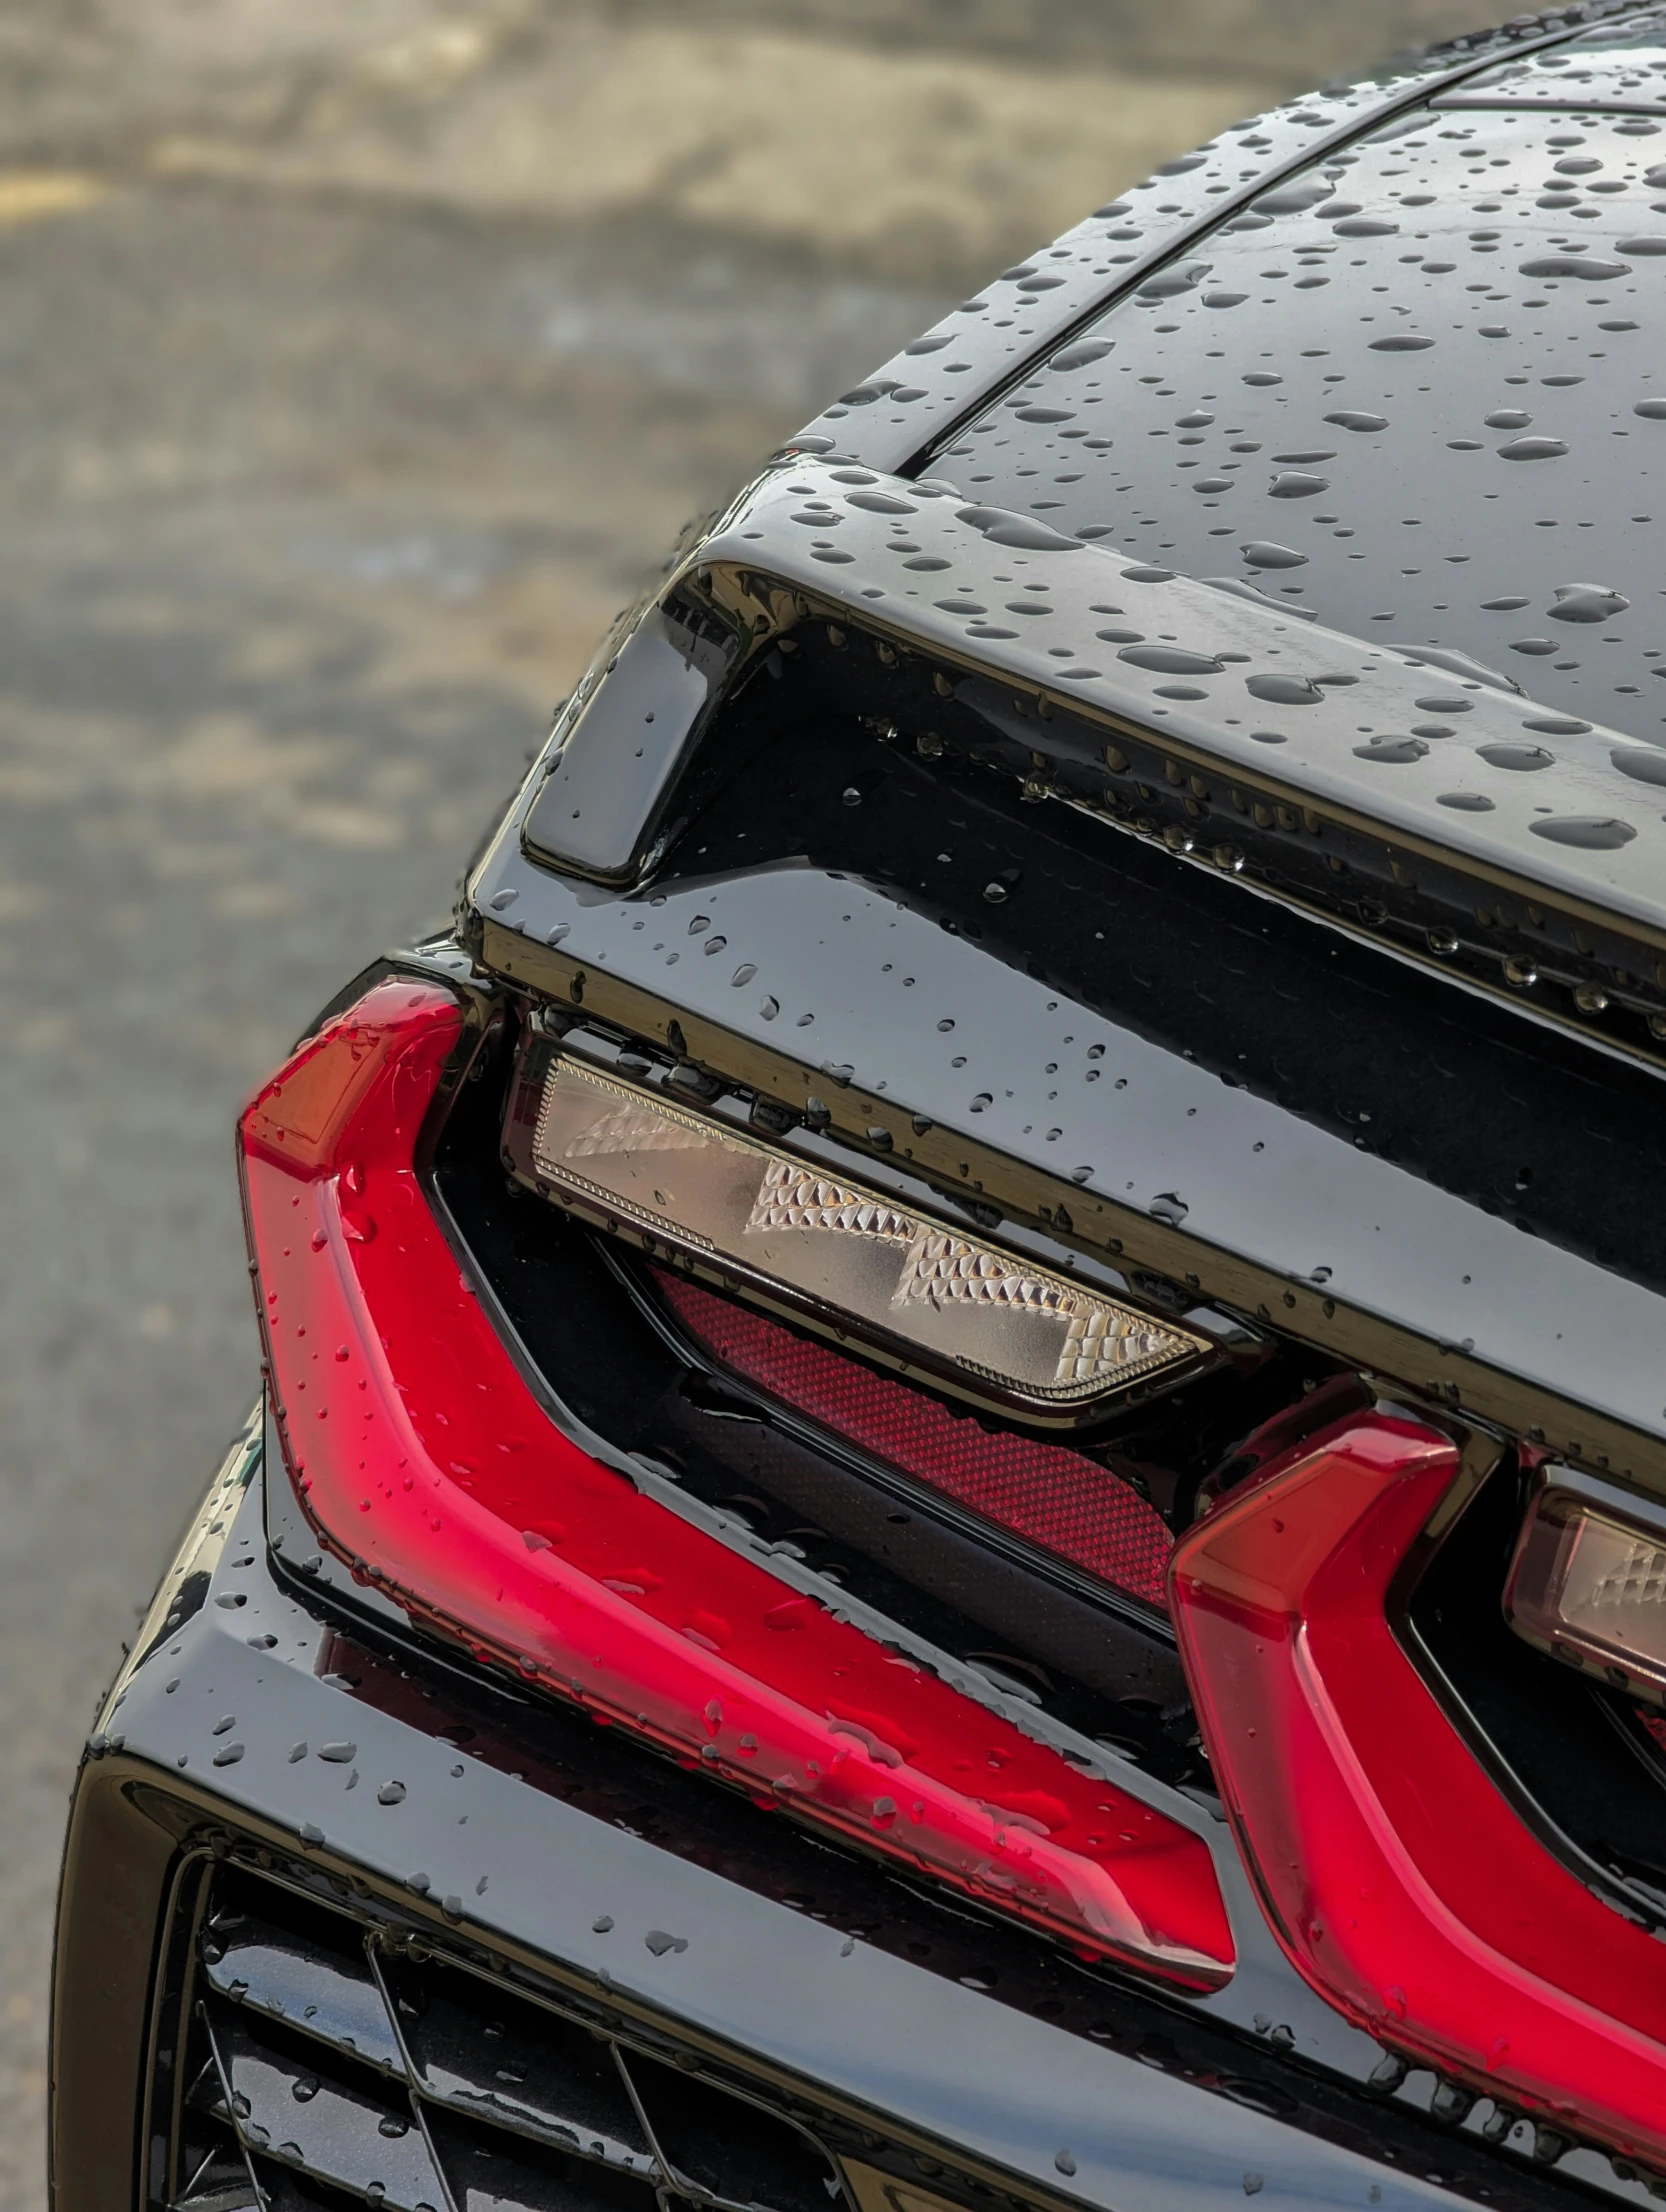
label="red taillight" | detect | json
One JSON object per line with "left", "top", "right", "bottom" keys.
{"left": 1169, "top": 1415, "right": 1666, "bottom": 2165}
{"left": 657, "top": 1271, "right": 1171, "bottom": 1609}
{"left": 240, "top": 980, "right": 1234, "bottom": 1988}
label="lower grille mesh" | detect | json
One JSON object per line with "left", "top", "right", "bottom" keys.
{"left": 162, "top": 1862, "right": 846, "bottom": 2212}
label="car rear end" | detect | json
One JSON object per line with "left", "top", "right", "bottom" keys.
{"left": 52, "top": 8, "right": 1666, "bottom": 2212}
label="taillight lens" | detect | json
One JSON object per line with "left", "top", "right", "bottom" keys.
{"left": 1505, "top": 1467, "right": 1666, "bottom": 1708}
{"left": 516, "top": 1052, "right": 1208, "bottom": 1422}
{"left": 1169, "top": 1415, "right": 1666, "bottom": 2165}
{"left": 240, "top": 978, "right": 1234, "bottom": 1988}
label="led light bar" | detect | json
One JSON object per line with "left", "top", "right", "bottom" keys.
{"left": 1506, "top": 1467, "right": 1666, "bottom": 1708}
{"left": 509, "top": 1053, "right": 1209, "bottom": 1421}
{"left": 1169, "top": 1415, "right": 1666, "bottom": 2171}
{"left": 1168, "top": 1415, "right": 1666, "bottom": 2158}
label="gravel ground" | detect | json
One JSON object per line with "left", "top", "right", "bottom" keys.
{"left": 0, "top": 2, "right": 1513, "bottom": 2200}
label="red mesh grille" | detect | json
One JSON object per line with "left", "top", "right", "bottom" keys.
{"left": 656, "top": 1270, "right": 1172, "bottom": 1609}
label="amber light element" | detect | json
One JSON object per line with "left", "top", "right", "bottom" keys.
{"left": 1506, "top": 1468, "right": 1666, "bottom": 1707}
{"left": 1169, "top": 1414, "right": 1666, "bottom": 2168}
{"left": 522, "top": 1056, "right": 1206, "bottom": 1420}
{"left": 240, "top": 977, "right": 1235, "bottom": 1988}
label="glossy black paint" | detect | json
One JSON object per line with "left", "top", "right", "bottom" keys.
{"left": 54, "top": 1429, "right": 1655, "bottom": 2212}
{"left": 521, "top": 453, "right": 1666, "bottom": 963}
{"left": 1438, "top": 6, "right": 1666, "bottom": 110}
{"left": 788, "top": 3, "right": 1658, "bottom": 474}
{"left": 468, "top": 810, "right": 1666, "bottom": 1488}
{"left": 938, "top": 108, "right": 1666, "bottom": 751}
{"left": 634, "top": 702, "right": 1666, "bottom": 1330}
{"left": 525, "top": 602, "right": 740, "bottom": 886}
{"left": 466, "top": 13, "right": 1666, "bottom": 1500}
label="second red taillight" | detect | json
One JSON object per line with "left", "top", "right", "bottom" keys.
{"left": 1170, "top": 1415, "right": 1666, "bottom": 2169}
{"left": 239, "top": 977, "right": 1234, "bottom": 1987}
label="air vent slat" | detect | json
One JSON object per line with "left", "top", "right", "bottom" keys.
{"left": 383, "top": 1955, "right": 656, "bottom": 2174}
{"left": 203, "top": 1906, "right": 404, "bottom": 2077}
{"left": 427, "top": 2109, "right": 665, "bottom": 2212}
{"left": 153, "top": 1862, "right": 903, "bottom": 2212}
{"left": 622, "top": 2052, "right": 840, "bottom": 2212}
{"left": 202, "top": 2004, "right": 445, "bottom": 2212}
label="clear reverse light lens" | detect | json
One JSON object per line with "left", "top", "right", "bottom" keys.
{"left": 1506, "top": 1469, "right": 1666, "bottom": 1707}
{"left": 515, "top": 1055, "right": 1207, "bottom": 1420}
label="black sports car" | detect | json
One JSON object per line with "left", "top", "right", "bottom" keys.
{"left": 53, "top": 9, "right": 1666, "bottom": 2212}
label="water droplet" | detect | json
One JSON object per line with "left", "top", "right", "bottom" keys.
{"left": 1355, "top": 737, "right": 1429, "bottom": 764}
{"left": 1247, "top": 673, "right": 1324, "bottom": 706}
{"left": 1611, "top": 748, "right": 1666, "bottom": 788}
{"left": 1241, "top": 542, "right": 1308, "bottom": 570}
{"left": 1050, "top": 339, "right": 1114, "bottom": 372}
{"left": 1268, "top": 472, "right": 1330, "bottom": 500}
{"left": 1548, "top": 583, "right": 1629, "bottom": 624}
{"left": 1518, "top": 255, "right": 1631, "bottom": 282}
{"left": 1530, "top": 817, "right": 1636, "bottom": 850}
{"left": 1119, "top": 646, "right": 1224, "bottom": 675}
{"left": 955, "top": 505, "right": 1083, "bottom": 553}
{"left": 1478, "top": 743, "right": 1555, "bottom": 772}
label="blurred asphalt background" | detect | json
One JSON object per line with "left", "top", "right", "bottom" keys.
{"left": 0, "top": 0, "right": 1511, "bottom": 2196}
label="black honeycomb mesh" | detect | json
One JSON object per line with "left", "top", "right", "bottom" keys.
{"left": 155, "top": 1861, "right": 849, "bottom": 2212}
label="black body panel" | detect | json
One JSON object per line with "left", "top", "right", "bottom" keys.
{"left": 53, "top": 1427, "right": 1655, "bottom": 2212}
{"left": 787, "top": 5, "right": 1659, "bottom": 474}
{"left": 936, "top": 106, "right": 1666, "bottom": 750}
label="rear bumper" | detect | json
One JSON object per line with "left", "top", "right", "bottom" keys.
{"left": 51, "top": 1413, "right": 1615, "bottom": 2212}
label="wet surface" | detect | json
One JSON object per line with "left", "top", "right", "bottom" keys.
{"left": 0, "top": 3, "right": 1579, "bottom": 2206}
{"left": 938, "top": 105, "right": 1666, "bottom": 746}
